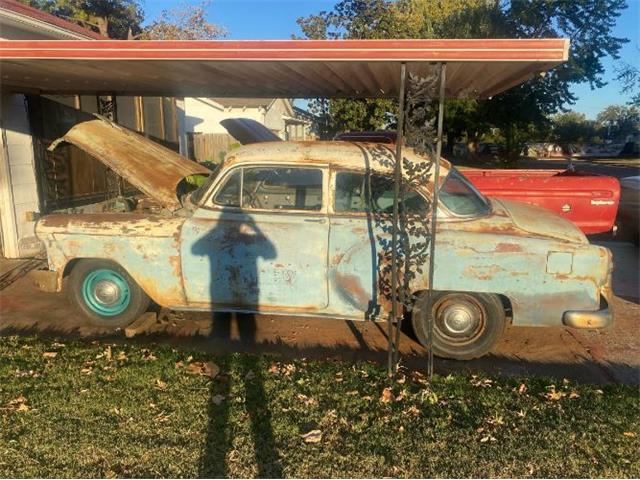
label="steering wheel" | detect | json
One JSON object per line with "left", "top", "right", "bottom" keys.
{"left": 242, "top": 186, "right": 263, "bottom": 209}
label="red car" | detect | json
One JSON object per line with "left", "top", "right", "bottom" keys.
{"left": 462, "top": 168, "right": 620, "bottom": 235}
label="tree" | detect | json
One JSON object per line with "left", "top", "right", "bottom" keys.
{"left": 615, "top": 51, "right": 640, "bottom": 107}
{"left": 297, "top": 0, "right": 629, "bottom": 158}
{"left": 20, "top": 0, "right": 144, "bottom": 39}
{"left": 596, "top": 104, "right": 640, "bottom": 141}
{"left": 143, "top": 1, "right": 226, "bottom": 40}
{"left": 551, "top": 111, "right": 597, "bottom": 143}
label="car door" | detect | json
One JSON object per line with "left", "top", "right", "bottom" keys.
{"left": 328, "top": 169, "right": 430, "bottom": 319}
{"left": 180, "top": 164, "right": 330, "bottom": 312}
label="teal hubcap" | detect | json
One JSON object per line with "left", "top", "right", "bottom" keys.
{"left": 82, "top": 269, "right": 131, "bottom": 316}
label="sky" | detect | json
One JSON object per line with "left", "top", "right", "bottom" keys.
{"left": 143, "top": 0, "right": 640, "bottom": 119}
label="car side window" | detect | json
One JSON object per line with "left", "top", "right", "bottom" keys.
{"left": 334, "top": 171, "right": 428, "bottom": 215}
{"left": 242, "top": 167, "right": 323, "bottom": 211}
{"left": 213, "top": 170, "right": 241, "bottom": 207}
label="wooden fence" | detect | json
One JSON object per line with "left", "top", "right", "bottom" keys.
{"left": 187, "top": 132, "right": 238, "bottom": 165}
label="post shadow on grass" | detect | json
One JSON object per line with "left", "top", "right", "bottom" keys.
{"left": 191, "top": 208, "right": 282, "bottom": 477}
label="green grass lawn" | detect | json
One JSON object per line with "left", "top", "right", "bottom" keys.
{"left": 1, "top": 334, "right": 638, "bottom": 478}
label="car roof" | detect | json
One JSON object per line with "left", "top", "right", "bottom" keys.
{"left": 223, "top": 140, "right": 451, "bottom": 179}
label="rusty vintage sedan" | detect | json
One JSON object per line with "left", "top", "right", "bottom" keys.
{"left": 35, "top": 119, "right": 613, "bottom": 359}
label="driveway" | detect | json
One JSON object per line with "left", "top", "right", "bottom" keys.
{"left": 1, "top": 240, "right": 638, "bottom": 386}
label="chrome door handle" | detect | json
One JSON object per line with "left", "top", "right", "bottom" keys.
{"left": 304, "top": 218, "right": 326, "bottom": 224}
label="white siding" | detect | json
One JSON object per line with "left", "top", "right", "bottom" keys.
{"left": 0, "top": 93, "right": 40, "bottom": 257}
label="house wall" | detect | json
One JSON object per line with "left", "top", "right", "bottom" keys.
{"left": 264, "top": 99, "right": 290, "bottom": 138}
{"left": 0, "top": 93, "right": 41, "bottom": 257}
{"left": 184, "top": 97, "right": 266, "bottom": 134}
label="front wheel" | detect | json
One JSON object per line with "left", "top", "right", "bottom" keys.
{"left": 68, "top": 259, "right": 150, "bottom": 328}
{"left": 411, "top": 291, "right": 506, "bottom": 360}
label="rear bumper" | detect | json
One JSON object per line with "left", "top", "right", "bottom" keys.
{"left": 563, "top": 295, "right": 612, "bottom": 329}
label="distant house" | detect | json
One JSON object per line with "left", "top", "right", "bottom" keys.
{"left": 184, "top": 97, "right": 314, "bottom": 162}
{"left": 0, "top": 0, "right": 187, "bottom": 258}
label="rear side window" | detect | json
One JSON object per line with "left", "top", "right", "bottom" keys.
{"left": 334, "top": 171, "right": 428, "bottom": 215}
{"left": 211, "top": 167, "right": 323, "bottom": 211}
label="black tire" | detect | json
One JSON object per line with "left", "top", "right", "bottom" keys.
{"left": 68, "top": 259, "right": 150, "bottom": 329}
{"left": 411, "top": 291, "right": 506, "bottom": 360}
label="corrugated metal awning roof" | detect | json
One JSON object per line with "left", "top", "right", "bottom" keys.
{"left": 0, "top": 38, "right": 569, "bottom": 98}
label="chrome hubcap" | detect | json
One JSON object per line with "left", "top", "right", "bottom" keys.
{"left": 93, "top": 280, "right": 121, "bottom": 306}
{"left": 442, "top": 305, "right": 476, "bottom": 334}
{"left": 434, "top": 295, "right": 486, "bottom": 344}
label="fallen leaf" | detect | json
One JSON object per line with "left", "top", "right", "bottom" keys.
{"left": 346, "top": 390, "right": 359, "bottom": 396}
{"left": 52, "top": 342, "right": 65, "bottom": 349}
{"left": 544, "top": 386, "right": 566, "bottom": 401}
{"left": 16, "top": 403, "right": 29, "bottom": 413}
{"left": 296, "top": 394, "right": 315, "bottom": 406}
{"left": 268, "top": 364, "right": 280, "bottom": 374}
{"left": 569, "top": 391, "right": 580, "bottom": 399}
{"left": 282, "top": 364, "right": 296, "bottom": 376}
{"left": 301, "top": 429, "right": 322, "bottom": 443}
{"left": 203, "top": 362, "right": 220, "bottom": 378}
{"left": 105, "top": 346, "right": 112, "bottom": 361}
{"left": 518, "top": 383, "right": 527, "bottom": 394}
{"left": 175, "top": 360, "right": 184, "bottom": 369}
{"left": 595, "top": 389, "right": 604, "bottom": 395}
{"left": 211, "top": 394, "right": 225, "bottom": 405}
{"left": 186, "top": 361, "right": 220, "bottom": 379}
{"left": 398, "top": 425, "right": 405, "bottom": 432}
{"left": 105, "top": 470, "right": 117, "bottom": 479}
{"left": 154, "top": 379, "right": 167, "bottom": 391}
{"left": 142, "top": 349, "right": 157, "bottom": 361}
{"left": 116, "top": 351, "right": 127, "bottom": 361}
{"left": 623, "top": 432, "right": 636, "bottom": 438}
{"left": 154, "top": 411, "right": 171, "bottom": 423}
{"left": 471, "top": 376, "right": 493, "bottom": 388}
{"left": 405, "top": 405, "right": 420, "bottom": 417}
{"left": 42, "top": 352, "right": 58, "bottom": 359}
{"left": 380, "top": 387, "right": 394, "bottom": 404}
{"left": 80, "top": 367, "right": 93, "bottom": 375}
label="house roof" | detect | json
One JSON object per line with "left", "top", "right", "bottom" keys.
{"left": 0, "top": 38, "right": 569, "bottom": 98}
{"left": 0, "top": 0, "right": 105, "bottom": 40}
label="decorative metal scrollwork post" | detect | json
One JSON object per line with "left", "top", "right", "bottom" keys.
{"left": 388, "top": 63, "right": 446, "bottom": 380}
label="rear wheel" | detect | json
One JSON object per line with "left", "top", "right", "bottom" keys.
{"left": 68, "top": 259, "right": 150, "bottom": 328}
{"left": 411, "top": 291, "right": 506, "bottom": 360}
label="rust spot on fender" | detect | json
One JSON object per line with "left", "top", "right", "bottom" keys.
{"left": 495, "top": 242, "right": 523, "bottom": 253}
{"left": 335, "top": 272, "right": 370, "bottom": 311}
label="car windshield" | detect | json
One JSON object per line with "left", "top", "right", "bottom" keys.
{"left": 439, "top": 168, "right": 491, "bottom": 216}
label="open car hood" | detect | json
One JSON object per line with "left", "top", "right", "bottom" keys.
{"left": 49, "top": 117, "right": 211, "bottom": 211}
{"left": 220, "top": 118, "right": 282, "bottom": 144}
